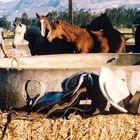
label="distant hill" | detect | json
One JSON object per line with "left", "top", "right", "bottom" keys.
{"left": 0, "top": 0, "right": 140, "bottom": 20}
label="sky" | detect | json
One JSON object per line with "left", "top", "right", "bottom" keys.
{"left": 0, "top": 0, "right": 13, "bottom": 2}
{"left": 0, "top": 0, "right": 140, "bottom": 3}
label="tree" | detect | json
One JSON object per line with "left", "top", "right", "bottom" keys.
{"left": 133, "top": 10, "right": 140, "bottom": 25}
{"left": 105, "top": 7, "right": 140, "bottom": 28}
{"left": 0, "top": 16, "right": 11, "bottom": 29}
{"left": 73, "top": 9, "right": 94, "bottom": 26}
{"left": 13, "top": 7, "right": 140, "bottom": 29}
{"left": 14, "top": 17, "right": 22, "bottom": 23}
{"left": 21, "top": 12, "right": 29, "bottom": 25}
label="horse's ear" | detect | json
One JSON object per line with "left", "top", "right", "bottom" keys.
{"left": 19, "top": 22, "right": 22, "bottom": 27}
{"left": 56, "top": 20, "right": 62, "bottom": 25}
{"left": 36, "top": 13, "right": 40, "bottom": 18}
{"left": 101, "top": 13, "right": 104, "bottom": 16}
{"left": 101, "top": 12, "right": 107, "bottom": 17}
{"left": 104, "top": 12, "right": 107, "bottom": 16}
{"left": 46, "top": 12, "right": 52, "bottom": 17}
{"left": 13, "top": 21, "right": 17, "bottom": 27}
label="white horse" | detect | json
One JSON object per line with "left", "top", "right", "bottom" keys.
{"left": 13, "top": 23, "right": 29, "bottom": 48}
{"left": 12, "top": 22, "right": 31, "bottom": 56}
{"left": 13, "top": 22, "right": 49, "bottom": 55}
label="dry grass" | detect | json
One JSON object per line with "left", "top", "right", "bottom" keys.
{"left": 0, "top": 112, "right": 139, "bottom": 140}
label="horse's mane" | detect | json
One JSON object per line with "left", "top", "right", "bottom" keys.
{"left": 25, "top": 26, "right": 42, "bottom": 41}
{"left": 44, "top": 17, "right": 52, "bottom": 29}
{"left": 99, "top": 13, "right": 113, "bottom": 29}
{"left": 86, "top": 13, "right": 114, "bottom": 30}
{"left": 60, "top": 21, "right": 85, "bottom": 35}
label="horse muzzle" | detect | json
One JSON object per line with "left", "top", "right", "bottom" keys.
{"left": 41, "top": 32, "right": 45, "bottom": 37}
{"left": 48, "top": 38, "right": 52, "bottom": 42}
{"left": 47, "top": 35, "right": 53, "bottom": 42}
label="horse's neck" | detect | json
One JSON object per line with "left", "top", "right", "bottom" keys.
{"left": 20, "top": 39, "right": 29, "bottom": 45}
{"left": 25, "top": 26, "right": 41, "bottom": 42}
{"left": 24, "top": 26, "right": 29, "bottom": 41}
{"left": 18, "top": 32, "right": 28, "bottom": 45}
{"left": 62, "top": 23, "right": 84, "bottom": 41}
{"left": 19, "top": 32, "right": 26, "bottom": 42}
{"left": 45, "top": 20, "right": 52, "bottom": 36}
{"left": 45, "top": 21, "right": 51, "bottom": 31}
{"left": 103, "top": 22, "right": 113, "bottom": 30}
{"left": 0, "top": 32, "right": 3, "bottom": 39}
{"left": 101, "top": 17, "right": 114, "bottom": 30}
{"left": 0, "top": 28, "right": 3, "bottom": 33}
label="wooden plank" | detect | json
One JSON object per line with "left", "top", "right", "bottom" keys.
{"left": 0, "top": 53, "right": 139, "bottom": 69}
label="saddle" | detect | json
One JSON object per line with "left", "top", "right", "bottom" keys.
{"left": 14, "top": 68, "right": 140, "bottom": 117}
{"left": 24, "top": 72, "right": 106, "bottom": 118}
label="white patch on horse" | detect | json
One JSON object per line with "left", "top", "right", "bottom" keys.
{"left": 47, "top": 30, "right": 51, "bottom": 38}
{"left": 40, "top": 19, "right": 45, "bottom": 37}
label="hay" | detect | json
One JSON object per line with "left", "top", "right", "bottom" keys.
{"left": 0, "top": 112, "right": 139, "bottom": 140}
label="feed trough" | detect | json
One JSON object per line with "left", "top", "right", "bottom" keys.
{"left": 0, "top": 53, "right": 139, "bottom": 110}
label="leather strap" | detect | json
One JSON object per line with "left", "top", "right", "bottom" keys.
{"left": 124, "top": 91, "right": 140, "bottom": 114}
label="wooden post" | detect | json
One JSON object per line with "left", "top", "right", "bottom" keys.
{"left": 68, "top": 0, "right": 73, "bottom": 24}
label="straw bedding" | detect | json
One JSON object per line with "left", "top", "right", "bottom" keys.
{"left": 0, "top": 112, "right": 139, "bottom": 140}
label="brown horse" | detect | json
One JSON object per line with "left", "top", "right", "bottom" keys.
{"left": 47, "top": 20, "right": 124, "bottom": 53}
{"left": 36, "top": 13, "right": 75, "bottom": 54}
{"left": 36, "top": 13, "right": 52, "bottom": 38}
{"left": 83, "top": 13, "right": 125, "bottom": 53}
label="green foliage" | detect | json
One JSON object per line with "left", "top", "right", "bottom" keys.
{"left": 1, "top": 7, "right": 140, "bottom": 29}
{"left": 46, "top": 9, "right": 94, "bottom": 26}
{"left": 133, "top": 10, "right": 140, "bottom": 25}
{"left": 21, "top": 12, "right": 28, "bottom": 25}
{"left": 47, "top": 7, "right": 140, "bottom": 28}
{"left": 72, "top": 9, "right": 94, "bottom": 26}
{"left": 0, "top": 16, "right": 11, "bottom": 30}
{"left": 105, "top": 7, "right": 140, "bottom": 28}
{"left": 13, "top": 12, "right": 38, "bottom": 27}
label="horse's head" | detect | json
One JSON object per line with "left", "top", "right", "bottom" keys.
{"left": 88, "top": 13, "right": 113, "bottom": 31}
{"left": 36, "top": 13, "right": 52, "bottom": 37}
{"left": 47, "top": 20, "right": 66, "bottom": 42}
{"left": 12, "top": 22, "right": 27, "bottom": 48}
